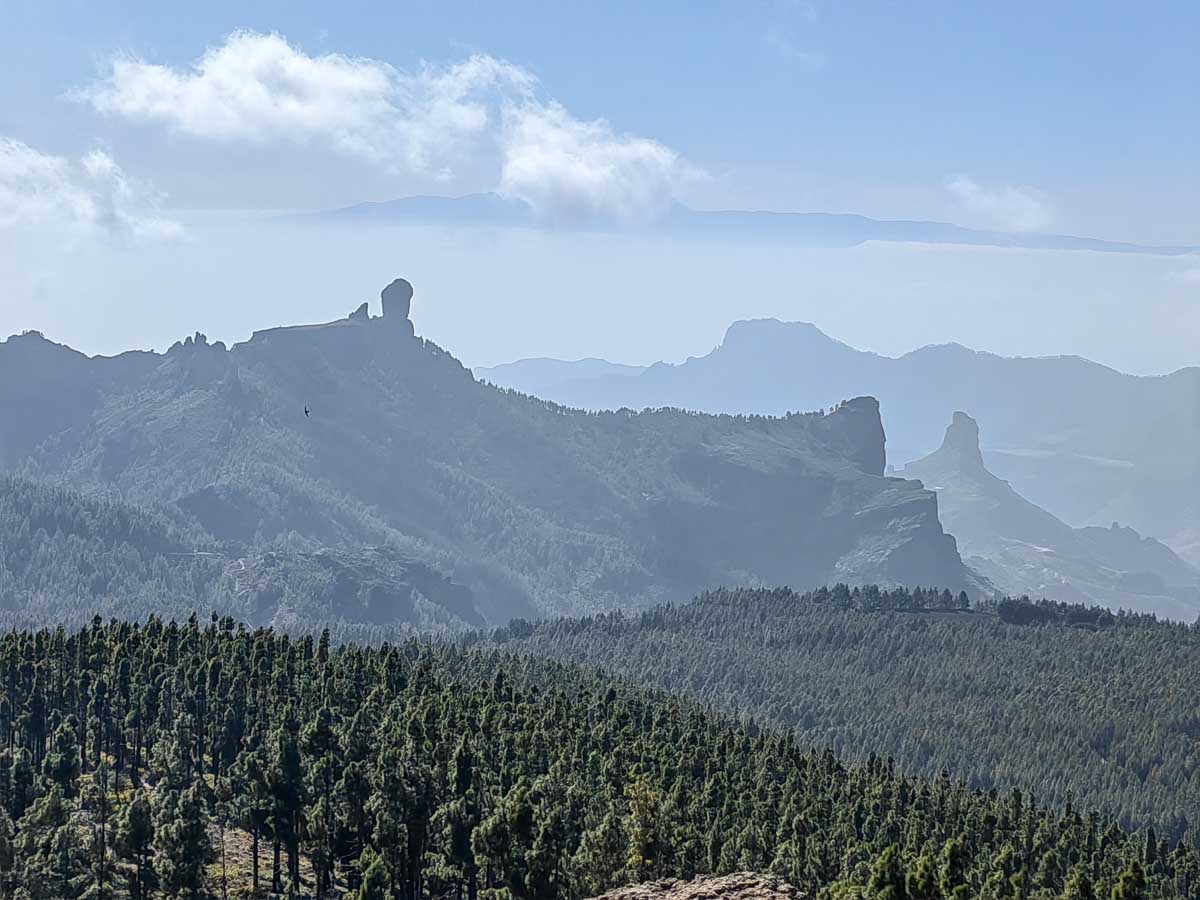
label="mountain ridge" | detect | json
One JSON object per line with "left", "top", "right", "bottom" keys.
{"left": 477, "top": 317, "right": 1200, "bottom": 565}
{"left": 902, "top": 412, "right": 1198, "bottom": 618}
{"left": 303, "top": 191, "right": 1200, "bottom": 257}
{"left": 0, "top": 279, "right": 978, "bottom": 626}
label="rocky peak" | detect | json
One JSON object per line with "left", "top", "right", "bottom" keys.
{"left": 720, "top": 319, "right": 839, "bottom": 357}
{"left": 382, "top": 278, "right": 414, "bottom": 320}
{"left": 826, "top": 396, "right": 886, "bottom": 476}
{"left": 937, "top": 411, "right": 985, "bottom": 471}
{"left": 382, "top": 277, "right": 416, "bottom": 337}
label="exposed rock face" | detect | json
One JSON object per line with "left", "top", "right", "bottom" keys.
{"left": 588, "top": 874, "right": 806, "bottom": 900}
{"left": 0, "top": 279, "right": 977, "bottom": 624}
{"left": 349, "top": 301, "right": 370, "bottom": 321}
{"left": 477, "top": 319, "right": 1200, "bottom": 567}
{"left": 381, "top": 277, "right": 413, "bottom": 319}
{"left": 904, "top": 412, "right": 1199, "bottom": 618}
{"left": 939, "top": 411, "right": 985, "bottom": 470}
{"left": 381, "top": 277, "right": 415, "bottom": 337}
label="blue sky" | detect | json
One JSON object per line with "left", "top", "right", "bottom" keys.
{"left": 1, "top": 1, "right": 1198, "bottom": 372}
{"left": 5, "top": 1, "right": 1200, "bottom": 238}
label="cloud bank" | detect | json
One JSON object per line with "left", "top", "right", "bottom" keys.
{"left": 0, "top": 138, "right": 179, "bottom": 240}
{"left": 78, "top": 31, "right": 693, "bottom": 222}
{"left": 945, "top": 175, "right": 1053, "bottom": 232}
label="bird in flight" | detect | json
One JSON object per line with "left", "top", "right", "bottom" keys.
{"left": 304, "top": 406, "right": 310, "bottom": 418}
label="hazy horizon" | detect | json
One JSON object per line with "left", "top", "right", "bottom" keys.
{"left": 4, "top": 214, "right": 1198, "bottom": 378}
{"left": 3, "top": 3, "right": 1200, "bottom": 377}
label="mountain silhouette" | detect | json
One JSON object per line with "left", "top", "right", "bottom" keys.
{"left": 304, "top": 192, "right": 1200, "bottom": 256}
{"left": 478, "top": 320, "right": 1200, "bottom": 565}
{"left": 0, "top": 280, "right": 977, "bottom": 625}
{"left": 903, "top": 413, "right": 1198, "bottom": 618}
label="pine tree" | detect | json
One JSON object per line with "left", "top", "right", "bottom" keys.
{"left": 1061, "top": 866, "right": 1096, "bottom": 900}
{"left": 40, "top": 719, "right": 81, "bottom": 797}
{"left": 625, "top": 776, "right": 664, "bottom": 883}
{"left": 80, "top": 763, "right": 118, "bottom": 900}
{"left": 357, "top": 846, "right": 390, "bottom": 900}
{"left": 230, "top": 741, "right": 272, "bottom": 895}
{"left": 0, "top": 805, "right": 14, "bottom": 898}
{"left": 152, "top": 784, "right": 213, "bottom": 900}
{"left": 570, "top": 804, "right": 627, "bottom": 897}
{"left": 905, "top": 846, "right": 938, "bottom": 900}
{"left": 115, "top": 790, "right": 155, "bottom": 900}
{"left": 268, "top": 712, "right": 305, "bottom": 892}
{"left": 868, "top": 844, "right": 908, "bottom": 900}
{"left": 13, "top": 786, "right": 87, "bottom": 900}
{"left": 1110, "top": 860, "right": 1145, "bottom": 900}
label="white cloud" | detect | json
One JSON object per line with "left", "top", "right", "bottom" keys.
{"left": 499, "top": 102, "right": 692, "bottom": 223}
{"left": 945, "top": 175, "right": 1053, "bottom": 232}
{"left": 0, "top": 138, "right": 179, "bottom": 240}
{"left": 76, "top": 30, "right": 695, "bottom": 222}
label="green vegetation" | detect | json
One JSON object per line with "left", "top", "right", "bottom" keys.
{"left": 500, "top": 586, "right": 1200, "bottom": 840}
{"left": 0, "top": 314, "right": 970, "bottom": 625}
{"left": 0, "top": 475, "right": 479, "bottom": 632}
{"left": 0, "top": 616, "right": 1195, "bottom": 898}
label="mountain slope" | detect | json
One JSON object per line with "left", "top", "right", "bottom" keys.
{"left": 502, "top": 585, "right": 1200, "bottom": 838}
{"left": 902, "top": 413, "right": 1199, "bottom": 618}
{"left": 479, "top": 319, "right": 1200, "bottom": 563}
{"left": 0, "top": 474, "right": 481, "bottom": 630}
{"left": 0, "top": 279, "right": 974, "bottom": 624}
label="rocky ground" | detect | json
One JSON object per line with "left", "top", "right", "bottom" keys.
{"left": 589, "top": 873, "right": 807, "bottom": 900}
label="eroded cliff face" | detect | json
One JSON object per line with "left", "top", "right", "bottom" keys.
{"left": 904, "top": 412, "right": 1199, "bottom": 618}
{"left": 0, "top": 280, "right": 975, "bottom": 622}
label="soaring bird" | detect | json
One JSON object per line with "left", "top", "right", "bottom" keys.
{"left": 304, "top": 406, "right": 310, "bottom": 418}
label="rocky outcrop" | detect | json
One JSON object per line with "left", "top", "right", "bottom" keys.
{"left": 381, "top": 277, "right": 415, "bottom": 336}
{"left": 904, "top": 412, "right": 1199, "bottom": 618}
{"left": 589, "top": 874, "right": 806, "bottom": 900}
{"left": 937, "top": 411, "right": 985, "bottom": 470}
{"left": 0, "top": 278, "right": 978, "bottom": 624}
{"left": 477, "top": 320, "right": 1200, "bottom": 567}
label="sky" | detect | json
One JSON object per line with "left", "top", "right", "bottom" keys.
{"left": 1, "top": 1, "right": 1199, "bottom": 372}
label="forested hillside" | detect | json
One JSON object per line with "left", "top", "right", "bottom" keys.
{"left": 0, "top": 279, "right": 976, "bottom": 626}
{"left": 501, "top": 586, "right": 1200, "bottom": 840}
{"left": 0, "top": 475, "right": 479, "bottom": 632}
{"left": 0, "top": 618, "right": 1192, "bottom": 899}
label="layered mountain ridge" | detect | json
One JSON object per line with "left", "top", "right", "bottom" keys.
{"left": 903, "top": 412, "right": 1198, "bottom": 618}
{"left": 478, "top": 318, "right": 1200, "bottom": 564}
{"left": 310, "top": 191, "right": 1200, "bottom": 256}
{"left": 0, "top": 279, "right": 976, "bottom": 626}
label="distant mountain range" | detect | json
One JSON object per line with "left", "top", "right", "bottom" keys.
{"left": 0, "top": 278, "right": 977, "bottom": 627}
{"left": 305, "top": 191, "right": 1200, "bottom": 256}
{"left": 903, "top": 413, "right": 1198, "bottom": 619}
{"left": 476, "top": 320, "right": 1200, "bottom": 566}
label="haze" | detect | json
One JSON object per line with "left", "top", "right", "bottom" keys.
{"left": 2, "top": 1, "right": 1199, "bottom": 375}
